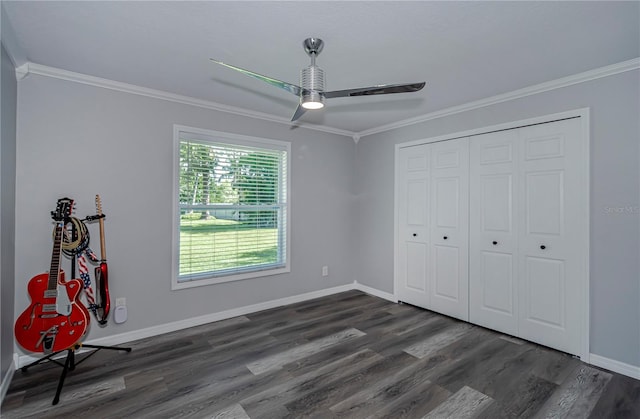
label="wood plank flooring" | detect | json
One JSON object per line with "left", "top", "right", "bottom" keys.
{"left": 2, "top": 290, "right": 639, "bottom": 418}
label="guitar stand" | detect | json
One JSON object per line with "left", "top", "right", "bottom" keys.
{"left": 19, "top": 213, "right": 131, "bottom": 406}
{"left": 20, "top": 342, "right": 131, "bottom": 405}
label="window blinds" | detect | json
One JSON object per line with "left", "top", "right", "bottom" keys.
{"left": 178, "top": 136, "right": 288, "bottom": 282}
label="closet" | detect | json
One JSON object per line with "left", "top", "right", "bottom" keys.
{"left": 395, "top": 116, "right": 587, "bottom": 356}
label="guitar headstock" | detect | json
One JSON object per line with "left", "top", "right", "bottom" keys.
{"left": 95, "top": 194, "right": 103, "bottom": 216}
{"left": 51, "top": 198, "right": 74, "bottom": 222}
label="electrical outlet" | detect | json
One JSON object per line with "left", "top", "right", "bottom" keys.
{"left": 115, "top": 297, "right": 126, "bottom": 307}
{"left": 322, "top": 266, "right": 329, "bottom": 277}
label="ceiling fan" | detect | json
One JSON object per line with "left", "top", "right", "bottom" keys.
{"left": 211, "top": 38, "right": 426, "bottom": 122}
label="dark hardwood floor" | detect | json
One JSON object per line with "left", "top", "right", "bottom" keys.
{"left": 2, "top": 290, "right": 639, "bottom": 418}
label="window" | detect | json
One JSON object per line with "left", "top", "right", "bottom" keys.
{"left": 173, "top": 125, "right": 290, "bottom": 289}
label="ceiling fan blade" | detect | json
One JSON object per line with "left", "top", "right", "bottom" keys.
{"left": 210, "top": 59, "right": 301, "bottom": 96}
{"left": 291, "top": 103, "right": 307, "bottom": 122}
{"left": 324, "top": 82, "right": 425, "bottom": 99}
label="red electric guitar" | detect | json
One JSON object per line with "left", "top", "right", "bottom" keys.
{"left": 94, "top": 194, "right": 110, "bottom": 325}
{"left": 15, "top": 198, "right": 90, "bottom": 353}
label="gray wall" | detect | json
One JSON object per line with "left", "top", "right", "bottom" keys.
{"left": 355, "top": 69, "right": 640, "bottom": 368}
{"left": 1, "top": 43, "right": 18, "bottom": 388}
{"left": 7, "top": 57, "right": 640, "bottom": 374}
{"left": 13, "top": 74, "right": 355, "bottom": 351}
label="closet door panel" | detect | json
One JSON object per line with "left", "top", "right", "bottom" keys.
{"left": 433, "top": 245, "right": 460, "bottom": 300}
{"left": 480, "top": 252, "right": 514, "bottom": 314}
{"left": 518, "top": 118, "right": 583, "bottom": 355}
{"left": 396, "top": 145, "right": 431, "bottom": 307}
{"left": 429, "top": 138, "right": 469, "bottom": 321}
{"left": 404, "top": 242, "right": 428, "bottom": 292}
{"left": 481, "top": 175, "right": 513, "bottom": 234}
{"left": 434, "top": 177, "right": 461, "bottom": 229}
{"left": 469, "top": 130, "right": 519, "bottom": 335}
{"left": 525, "top": 170, "right": 563, "bottom": 238}
{"left": 524, "top": 257, "right": 565, "bottom": 327}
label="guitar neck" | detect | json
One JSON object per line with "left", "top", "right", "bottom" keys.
{"left": 98, "top": 216, "right": 107, "bottom": 261}
{"left": 96, "top": 195, "right": 107, "bottom": 261}
{"left": 48, "top": 223, "right": 63, "bottom": 290}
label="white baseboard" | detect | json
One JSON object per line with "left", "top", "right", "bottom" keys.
{"left": 589, "top": 353, "right": 640, "bottom": 380}
{"left": 1, "top": 361, "right": 16, "bottom": 405}
{"left": 353, "top": 281, "right": 397, "bottom": 302}
{"left": 15, "top": 283, "right": 354, "bottom": 369}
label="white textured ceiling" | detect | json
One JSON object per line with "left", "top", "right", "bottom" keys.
{"left": 3, "top": 1, "right": 639, "bottom": 134}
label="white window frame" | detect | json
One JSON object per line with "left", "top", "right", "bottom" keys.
{"left": 172, "top": 125, "right": 291, "bottom": 290}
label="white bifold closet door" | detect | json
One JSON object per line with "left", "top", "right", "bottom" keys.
{"left": 396, "top": 144, "right": 430, "bottom": 309}
{"left": 397, "top": 138, "right": 469, "bottom": 321}
{"left": 469, "top": 118, "right": 585, "bottom": 355}
{"left": 429, "top": 139, "right": 469, "bottom": 320}
{"left": 469, "top": 129, "right": 519, "bottom": 336}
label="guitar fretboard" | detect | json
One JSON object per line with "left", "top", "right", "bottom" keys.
{"left": 47, "top": 222, "right": 64, "bottom": 291}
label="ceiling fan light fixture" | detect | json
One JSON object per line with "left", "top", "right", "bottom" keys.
{"left": 301, "top": 92, "right": 324, "bottom": 109}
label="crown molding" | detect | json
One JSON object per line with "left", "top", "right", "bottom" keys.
{"left": 358, "top": 57, "right": 640, "bottom": 139}
{"left": 19, "top": 62, "right": 355, "bottom": 139}
{"left": 14, "top": 63, "right": 29, "bottom": 80}
{"left": 16, "top": 58, "right": 639, "bottom": 141}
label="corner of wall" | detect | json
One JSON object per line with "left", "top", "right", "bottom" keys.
{"left": 0, "top": 4, "right": 28, "bottom": 68}
{"left": 0, "top": 359, "right": 16, "bottom": 405}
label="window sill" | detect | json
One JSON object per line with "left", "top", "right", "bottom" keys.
{"left": 171, "top": 265, "right": 290, "bottom": 290}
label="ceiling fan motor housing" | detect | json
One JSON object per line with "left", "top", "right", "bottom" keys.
{"left": 300, "top": 64, "right": 325, "bottom": 108}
